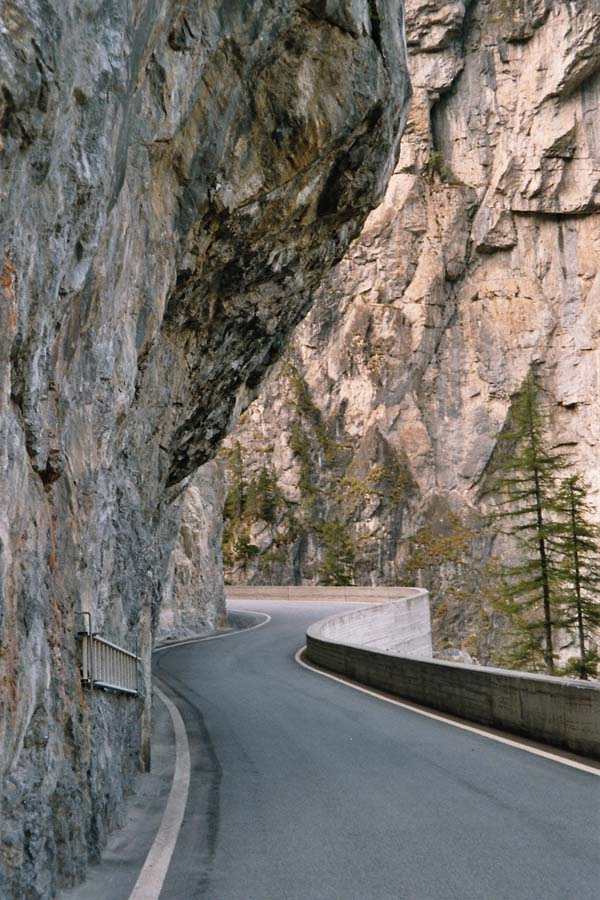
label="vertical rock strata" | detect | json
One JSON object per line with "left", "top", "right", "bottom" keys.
{"left": 158, "top": 460, "right": 227, "bottom": 641}
{"left": 219, "top": 0, "right": 600, "bottom": 658}
{"left": 0, "top": 2, "right": 409, "bottom": 895}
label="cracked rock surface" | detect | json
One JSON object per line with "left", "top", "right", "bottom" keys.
{"left": 0, "top": 2, "right": 409, "bottom": 895}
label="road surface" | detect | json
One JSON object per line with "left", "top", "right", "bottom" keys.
{"left": 63, "top": 599, "right": 600, "bottom": 900}
{"left": 152, "top": 600, "right": 599, "bottom": 900}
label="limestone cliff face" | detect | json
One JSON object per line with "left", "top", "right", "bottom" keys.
{"left": 220, "top": 0, "right": 600, "bottom": 662}
{"left": 0, "top": 2, "right": 409, "bottom": 895}
{"left": 158, "top": 460, "right": 227, "bottom": 641}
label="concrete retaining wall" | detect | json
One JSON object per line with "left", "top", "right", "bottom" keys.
{"left": 306, "top": 600, "right": 600, "bottom": 760}
{"left": 225, "top": 585, "right": 423, "bottom": 603}
{"left": 310, "top": 589, "right": 432, "bottom": 657}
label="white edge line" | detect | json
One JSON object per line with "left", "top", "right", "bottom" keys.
{"left": 153, "top": 610, "right": 271, "bottom": 653}
{"left": 128, "top": 687, "right": 191, "bottom": 900}
{"left": 131, "top": 610, "right": 271, "bottom": 897}
{"left": 295, "top": 646, "right": 600, "bottom": 777}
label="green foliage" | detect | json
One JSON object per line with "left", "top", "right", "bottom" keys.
{"left": 287, "top": 367, "right": 320, "bottom": 420}
{"left": 223, "top": 441, "right": 246, "bottom": 522}
{"left": 258, "top": 467, "right": 280, "bottom": 523}
{"left": 492, "top": 614, "right": 548, "bottom": 672}
{"left": 222, "top": 443, "right": 286, "bottom": 576}
{"left": 340, "top": 461, "right": 411, "bottom": 507}
{"left": 560, "top": 651, "right": 600, "bottom": 680}
{"left": 231, "top": 531, "right": 260, "bottom": 563}
{"left": 290, "top": 421, "right": 318, "bottom": 509}
{"left": 317, "top": 519, "right": 355, "bottom": 586}
{"left": 487, "top": 370, "right": 569, "bottom": 673}
{"left": 222, "top": 522, "right": 234, "bottom": 568}
{"left": 284, "top": 363, "right": 340, "bottom": 466}
{"left": 223, "top": 526, "right": 259, "bottom": 571}
{"left": 277, "top": 512, "right": 302, "bottom": 545}
{"left": 244, "top": 467, "right": 281, "bottom": 524}
{"left": 261, "top": 549, "right": 288, "bottom": 564}
{"left": 223, "top": 441, "right": 281, "bottom": 526}
{"left": 549, "top": 475, "right": 600, "bottom": 679}
{"left": 433, "top": 600, "right": 448, "bottom": 621}
{"left": 486, "top": 372, "right": 600, "bottom": 677}
{"left": 424, "top": 150, "right": 454, "bottom": 184}
{"left": 404, "top": 513, "right": 476, "bottom": 575}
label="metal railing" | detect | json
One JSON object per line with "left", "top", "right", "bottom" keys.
{"left": 79, "top": 613, "right": 140, "bottom": 696}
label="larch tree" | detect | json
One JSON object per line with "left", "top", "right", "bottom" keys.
{"left": 488, "top": 370, "right": 569, "bottom": 674}
{"left": 550, "top": 475, "right": 600, "bottom": 679}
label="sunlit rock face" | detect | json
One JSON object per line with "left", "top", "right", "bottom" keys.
{"left": 0, "top": 1, "right": 409, "bottom": 895}
{"left": 218, "top": 0, "right": 600, "bottom": 661}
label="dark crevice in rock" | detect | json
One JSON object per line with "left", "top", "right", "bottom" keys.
{"left": 367, "top": 0, "right": 383, "bottom": 53}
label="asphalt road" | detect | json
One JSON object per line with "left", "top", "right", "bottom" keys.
{"left": 149, "top": 600, "right": 600, "bottom": 900}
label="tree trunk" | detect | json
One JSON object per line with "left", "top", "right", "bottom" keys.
{"left": 569, "top": 481, "right": 587, "bottom": 680}
{"left": 533, "top": 465, "right": 553, "bottom": 673}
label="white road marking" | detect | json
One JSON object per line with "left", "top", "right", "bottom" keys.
{"left": 295, "top": 646, "right": 600, "bottom": 777}
{"left": 128, "top": 687, "right": 191, "bottom": 900}
{"left": 129, "top": 610, "right": 271, "bottom": 898}
{"left": 153, "top": 610, "right": 271, "bottom": 653}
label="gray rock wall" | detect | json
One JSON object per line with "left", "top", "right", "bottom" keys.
{"left": 0, "top": 2, "right": 410, "bottom": 896}
{"left": 219, "top": 0, "right": 600, "bottom": 663}
{"left": 158, "top": 460, "right": 227, "bottom": 641}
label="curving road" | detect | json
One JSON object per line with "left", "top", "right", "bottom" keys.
{"left": 149, "top": 600, "right": 599, "bottom": 900}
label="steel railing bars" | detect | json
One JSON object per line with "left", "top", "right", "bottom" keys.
{"left": 79, "top": 612, "right": 140, "bottom": 696}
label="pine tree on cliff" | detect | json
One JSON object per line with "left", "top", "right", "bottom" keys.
{"left": 223, "top": 441, "right": 246, "bottom": 521}
{"left": 550, "top": 475, "right": 600, "bottom": 679}
{"left": 489, "top": 370, "right": 568, "bottom": 674}
{"left": 318, "top": 520, "right": 355, "bottom": 586}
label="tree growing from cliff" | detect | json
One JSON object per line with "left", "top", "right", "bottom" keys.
{"left": 245, "top": 467, "right": 281, "bottom": 524}
{"left": 318, "top": 519, "right": 355, "bottom": 586}
{"left": 223, "top": 441, "right": 246, "bottom": 521}
{"left": 488, "top": 371, "right": 568, "bottom": 674}
{"left": 550, "top": 475, "right": 600, "bottom": 679}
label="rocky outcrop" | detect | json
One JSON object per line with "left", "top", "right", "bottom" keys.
{"left": 0, "top": 2, "right": 409, "bottom": 896}
{"left": 220, "top": 0, "right": 600, "bottom": 663}
{"left": 158, "top": 460, "right": 227, "bottom": 641}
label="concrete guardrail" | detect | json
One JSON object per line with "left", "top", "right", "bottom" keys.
{"left": 226, "top": 584, "right": 600, "bottom": 758}
{"left": 225, "top": 585, "right": 421, "bottom": 603}
{"left": 304, "top": 592, "right": 600, "bottom": 760}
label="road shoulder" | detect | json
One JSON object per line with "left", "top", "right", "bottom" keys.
{"left": 58, "top": 690, "right": 176, "bottom": 900}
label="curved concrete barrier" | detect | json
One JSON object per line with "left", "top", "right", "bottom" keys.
{"left": 225, "top": 585, "right": 427, "bottom": 603}
{"left": 306, "top": 595, "right": 600, "bottom": 761}
{"left": 306, "top": 588, "right": 432, "bottom": 657}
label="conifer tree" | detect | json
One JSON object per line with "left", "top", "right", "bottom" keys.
{"left": 489, "top": 371, "right": 568, "bottom": 674}
{"left": 244, "top": 478, "right": 260, "bottom": 521}
{"left": 318, "top": 520, "right": 355, "bottom": 586}
{"left": 223, "top": 441, "right": 245, "bottom": 521}
{"left": 255, "top": 467, "right": 280, "bottom": 524}
{"left": 550, "top": 475, "right": 600, "bottom": 679}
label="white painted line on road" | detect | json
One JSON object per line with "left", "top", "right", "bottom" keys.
{"left": 128, "top": 687, "right": 191, "bottom": 900}
{"left": 131, "top": 612, "right": 270, "bottom": 897}
{"left": 295, "top": 647, "right": 600, "bottom": 777}
{"left": 153, "top": 610, "right": 271, "bottom": 653}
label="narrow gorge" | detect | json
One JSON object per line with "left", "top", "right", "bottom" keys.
{"left": 177, "top": 0, "right": 600, "bottom": 665}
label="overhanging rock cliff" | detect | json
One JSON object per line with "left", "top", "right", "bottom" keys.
{"left": 0, "top": 2, "right": 410, "bottom": 895}
{"left": 217, "top": 0, "right": 600, "bottom": 661}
